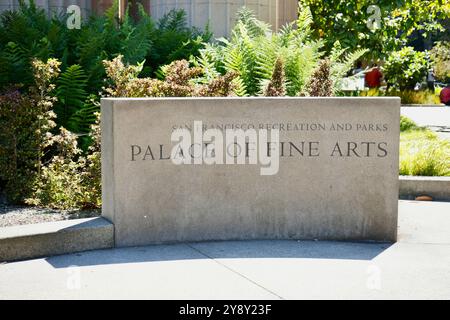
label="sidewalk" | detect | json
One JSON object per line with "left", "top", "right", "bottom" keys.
{"left": 401, "top": 106, "right": 450, "bottom": 140}
{"left": 0, "top": 200, "right": 449, "bottom": 300}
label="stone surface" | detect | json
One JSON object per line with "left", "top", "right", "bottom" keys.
{"left": 101, "top": 97, "right": 400, "bottom": 246}
{"left": 0, "top": 201, "right": 449, "bottom": 300}
{"left": 398, "top": 200, "right": 450, "bottom": 244}
{"left": 400, "top": 176, "right": 450, "bottom": 201}
{"left": 0, "top": 217, "right": 114, "bottom": 262}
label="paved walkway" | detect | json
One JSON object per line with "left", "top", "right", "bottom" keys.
{"left": 401, "top": 106, "right": 450, "bottom": 140}
{"left": 1, "top": 200, "right": 449, "bottom": 300}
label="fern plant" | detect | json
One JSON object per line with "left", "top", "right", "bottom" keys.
{"left": 54, "top": 64, "right": 98, "bottom": 150}
{"left": 193, "top": 5, "right": 366, "bottom": 97}
{"left": 67, "top": 95, "right": 100, "bottom": 151}
{"left": 119, "top": 6, "right": 153, "bottom": 64}
{"left": 329, "top": 41, "right": 368, "bottom": 94}
{"left": 68, "top": 96, "right": 99, "bottom": 133}
{"left": 55, "top": 65, "right": 88, "bottom": 130}
{"left": 0, "top": 0, "right": 211, "bottom": 155}
{"left": 0, "top": 0, "right": 210, "bottom": 92}
{"left": 0, "top": 42, "right": 32, "bottom": 88}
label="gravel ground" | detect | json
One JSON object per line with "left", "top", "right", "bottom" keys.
{"left": 0, "top": 204, "right": 100, "bottom": 228}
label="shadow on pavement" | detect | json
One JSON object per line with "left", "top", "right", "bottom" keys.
{"left": 46, "top": 240, "right": 393, "bottom": 268}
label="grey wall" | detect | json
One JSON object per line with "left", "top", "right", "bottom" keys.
{"left": 101, "top": 97, "right": 400, "bottom": 247}
{"left": 0, "top": 0, "right": 91, "bottom": 17}
{"left": 150, "top": 0, "right": 298, "bottom": 37}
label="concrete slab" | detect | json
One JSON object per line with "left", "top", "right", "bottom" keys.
{"left": 399, "top": 176, "right": 450, "bottom": 201}
{"left": 398, "top": 200, "right": 450, "bottom": 244}
{"left": 189, "top": 241, "right": 450, "bottom": 300}
{"left": 0, "top": 244, "right": 277, "bottom": 300}
{"left": 0, "top": 217, "right": 114, "bottom": 262}
{"left": 0, "top": 200, "right": 449, "bottom": 299}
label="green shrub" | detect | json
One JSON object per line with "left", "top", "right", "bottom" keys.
{"left": 400, "top": 129, "right": 450, "bottom": 176}
{"left": 26, "top": 128, "right": 86, "bottom": 209}
{"left": 0, "top": 90, "right": 39, "bottom": 202}
{"left": 358, "top": 87, "right": 442, "bottom": 105}
{"left": 0, "top": 57, "right": 101, "bottom": 208}
{"left": 383, "top": 47, "right": 428, "bottom": 90}
{"left": 0, "top": 0, "right": 211, "bottom": 144}
{"left": 387, "top": 90, "right": 442, "bottom": 105}
{"left": 26, "top": 118, "right": 101, "bottom": 210}
{"left": 0, "top": 1, "right": 210, "bottom": 89}
{"left": 0, "top": 58, "right": 60, "bottom": 203}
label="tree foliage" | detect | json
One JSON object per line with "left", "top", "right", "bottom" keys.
{"left": 383, "top": 47, "right": 429, "bottom": 90}
{"left": 299, "top": 0, "right": 450, "bottom": 59}
{"left": 430, "top": 41, "right": 450, "bottom": 83}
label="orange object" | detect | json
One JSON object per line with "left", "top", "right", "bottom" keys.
{"left": 415, "top": 195, "right": 433, "bottom": 201}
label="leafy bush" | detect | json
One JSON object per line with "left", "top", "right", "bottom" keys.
{"left": 0, "top": 58, "right": 60, "bottom": 202}
{"left": 359, "top": 87, "right": 442, "bottom": 104}
{"left": 103, "top": 56, "right": 239, "bottom": 97}
{"left": 0, "top": 90, "right": 39, "bottom": 202}
{"left": 0, "top": 0, "right": 211, "bottom": 145}
{"left": 0, "top": 1, "right": 210, "bottom": 89}
{"left": 387, "top": 90, "right": 442, "bottom": 104}
{"left": 400, "top": 129, "right": 450, "bottom": 176}
{"left": 430, "top": 41, "right": 450, "bottom": 83}
{"left": 383, "top": 47, "right": 429, "bottom": 90}
{"left": 0, "top": 57, "right": 102, "bottom": 208}
{"left": 26, "top": 117, "right": 101, "bottom": 210}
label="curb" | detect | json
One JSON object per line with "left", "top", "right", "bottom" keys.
{"left": 401, "top": 104, "right": 446, "bottom": 108}
{"left": 399, "top": 176, "right": 450, "bottom": 201}
{"left": 0, "top": 217, "right": 114, "bottom": 262}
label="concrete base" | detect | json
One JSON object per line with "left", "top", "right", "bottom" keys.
{"left": 399, "top": 176, "right": 450, "bottom": 201}
{"left": 0, "top": 218, "right": 114, "bottom": 262}
{"left": 0, "top": 200, "right": 449, "bottom": 299}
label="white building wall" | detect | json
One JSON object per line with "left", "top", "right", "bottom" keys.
{"left": 0, "top": 0, "right": 298, "bottom": 37}
{"left": 150, "top": 0, "right": 297, "bottom": 38}
{"left": 0, "top": 0, "right": 91, "bottom": 17}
